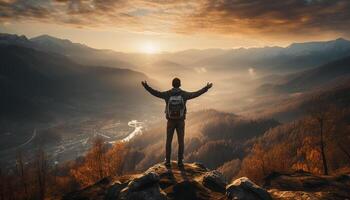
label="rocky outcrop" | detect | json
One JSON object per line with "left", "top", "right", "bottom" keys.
{"left": 119, "top": 172, "right": 167, "bottom": 200}
{"left": 62, "top": 162, "right": 227, "bottom": 200}
{"left": 62, "top": 163, "right": 349, "bottom": 200}
{"left": 202, "top": 170, "right": 227, "bottom": 193}
{"left": 264, "top": 171, "right": 350, "bottom": 200}
{"left": 226, "top": 177, "right": 272, "bottom": 200}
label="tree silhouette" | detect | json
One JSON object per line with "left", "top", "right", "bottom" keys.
{"left": 15, "top": 151, "right": 28, "bottom": 199}
{"left": 307, "top": 96, "right": 331, "bottom": 175}
{"left": 35, "top": 148, "right": 48, "bottom": 200}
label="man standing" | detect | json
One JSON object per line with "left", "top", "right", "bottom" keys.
{"left": 141, "top": 78, "right": 213, "bottom": 167}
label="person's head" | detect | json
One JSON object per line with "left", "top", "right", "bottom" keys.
{"left": 172, "top": 77, "right": 181, "bottom": 88}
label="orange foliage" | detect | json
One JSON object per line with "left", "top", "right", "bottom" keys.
{"left": 293, "top": 135, "right": 323, "bottom": 174}
{"left": 70, "top": 138, "right": 127, "bottom": 187}
{"left": 239, "top": 105, "right": 350, "bottom": 183}
{"left": 239, "top": 141, "right": 294, "bottom": 184}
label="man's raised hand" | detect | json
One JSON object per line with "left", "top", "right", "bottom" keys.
{"left": 206, "top": 82, "right": 213, "bottom": 89}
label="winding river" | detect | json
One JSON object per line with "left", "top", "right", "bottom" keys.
{"left": 0, "top": 120, "right": 145, "bottom": 166}
{"left": 121, "top": 120, "right": 144, "bottom": 142}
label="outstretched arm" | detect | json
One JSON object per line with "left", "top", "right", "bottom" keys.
{"left": 141, "top": 81, "right": 167, "bottom": 99}
{"left": 185, "top": 82, "right": 213, "bottom": 100}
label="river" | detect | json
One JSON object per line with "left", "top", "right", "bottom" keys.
{"left": 0, "top": 120, "right": 145, "bottom": 167}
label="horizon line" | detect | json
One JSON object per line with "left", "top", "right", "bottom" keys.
{"left": 1, "top": 31, "right": 349, "bottom": 54}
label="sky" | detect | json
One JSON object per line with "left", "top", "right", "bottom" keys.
{"left": 0, "top": 0, "right": 350, "bottom": 53}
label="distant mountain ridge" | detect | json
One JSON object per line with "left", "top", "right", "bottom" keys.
{"left": 30, "top": 34, "right": 92, "bottom": 54}
{"left": 191, "top": 38, "right": 350, "bottom": 72}
{"left": 258, "top": 55, "right": 350, "bottom": 94}
{"left": 0, "top": 33, "right": 134, "bottom": 69}
{"left": 0, "top": 33, "right": 29, "bottom": 46}
{"left": 2, "top": 33, "right": 350, "bottom": 74}
{"left": 286, "top": 38, "right": 350, "bottom": 55}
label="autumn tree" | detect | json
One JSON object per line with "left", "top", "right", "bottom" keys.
{"left": 71, "top": 138, "right": 127, "bottom": 187}
{"left": 15, "top": 151, "right": 29, "bottom": 200}
{"left": 294, "top": 135, "right": 323, "bottom": 174}
{"left": 105, "top": 142, "right": 127, "bottom": 176}
{"left": 306, "top": 96, "right": 332, "bottom": 175}
{"left": 328, "top": 107, "right": 350, "bottom": 163}
{"left": 35, "top": 149, "right": 48, "bottom": 200}
{"left": 238, "top": 143, "right": 269, "bottom": 184}
{"left": 239, "top": 141, "right": 295, "bottom": 184}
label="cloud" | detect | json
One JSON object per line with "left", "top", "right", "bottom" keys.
{"left": 0, "top": 0, "right": 350, "bottom": 38}
{"left": 180, "top": 0, "right": 350, "bottom": 38}
{"left": 0, "top": 0, "right": 140, "bottom": 28}
{"left": 0, "top": 0, "right": 51, "bottom": 20}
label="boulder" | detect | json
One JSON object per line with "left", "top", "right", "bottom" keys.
{"left": 172, "top": 180, "right": 211, "bottom": 200}
{"left": 202, "top": 170, "right": 227, "bottom": 193}
{"left": 105, "top": 182, "right": 128, "bottom": 200}
{"left": 119, "top": 184, "right": 167, "bottom": 200}
{"left": 127, "top": 172, "right": 160, "bottom": 192}
{"left": 118, "top": 172, "right": 167, "bottom": 200}
{"left": 226, "top": 177, "right": 273, "bottom": 200}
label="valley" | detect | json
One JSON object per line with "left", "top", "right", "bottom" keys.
{"left": 0, "top": 115, "right": 148, "bottom": 167}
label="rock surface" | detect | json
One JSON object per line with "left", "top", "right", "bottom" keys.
{"left": 119, "top": 172, "right": 167, "bottom": 200}
{"left": 226, "top": 177, "right": 273, "bottom": 200}
{"left": 264, "top": 171, "right": 350, "bottom": 200}
{"left": 62, "top": 162, "right": 226, "bottom": 200}
{"left": 62, "top": 163, "right": 350, "bottom": 200}
{"left": 127, "top": 172, "right": 160, "bottom": 192}
{"left": 202, "top": 170, "right": 227, "bottom": 193}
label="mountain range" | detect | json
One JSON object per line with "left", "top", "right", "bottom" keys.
{"left": 1, "top": 33, "right": 350, "bottom": 121}
{"left": 191, "top": 38, "right": 350, "bottom": 73}
{"left": 3, "top": 33, "right": 350, "bottom": 74}
{"left": 0, "top": 34, "right": 156, "bottom": 138}
{"left": 258, "top": 55, "right": 350, "bottom": 94}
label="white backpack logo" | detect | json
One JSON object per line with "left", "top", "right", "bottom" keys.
{"left": 167, "top": 95, "right": 185, "bottom": 119}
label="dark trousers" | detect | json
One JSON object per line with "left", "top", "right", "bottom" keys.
{"left": 166, "top": 119, "right": 185, "bottom": 162}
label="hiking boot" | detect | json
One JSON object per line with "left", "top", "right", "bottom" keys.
{"left": 177, "top": 160, "right": 184, "bottom": 167}
{"left": 164, "top": 161, "right": 171, "bottom": 168}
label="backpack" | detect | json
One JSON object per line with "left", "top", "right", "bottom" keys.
{"left": 167, "top": 95, "right": 185, "bottom": 119}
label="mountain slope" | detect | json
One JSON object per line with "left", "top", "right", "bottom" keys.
{"left": 193, "top": 38, "right": 350, "bottom": 73}
{"left": 280, "top": 55, "right": 350, "bottom": 92}
{"left": 258, "top": 55, "right": 350, "bottom": 94}
{"left": 0, "top": 33, "right": 134, "bottom": 69}
{"left": 0, "top": 44, "right": 152, "bottom": 124}
{"left": 30, "top": 34, "right": 134, "bottom": 69}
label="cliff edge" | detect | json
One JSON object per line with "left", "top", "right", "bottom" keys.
{"left": 63, "top": 162, "right": 350, "bottom": 200}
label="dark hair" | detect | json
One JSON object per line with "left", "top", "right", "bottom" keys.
{"left": 172, "top": 78, "right": 181, "bottom": 88}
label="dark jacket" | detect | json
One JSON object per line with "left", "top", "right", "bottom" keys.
{"left": 143, "top": 84, "right": 209, "bottom": 120}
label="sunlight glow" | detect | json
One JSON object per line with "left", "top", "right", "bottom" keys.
{"left": 140, "top": 41, "right": 159, "bottom": 54}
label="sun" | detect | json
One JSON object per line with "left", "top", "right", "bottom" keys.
{"left": 140, "top": 41, "right": 159, "bottom": 54}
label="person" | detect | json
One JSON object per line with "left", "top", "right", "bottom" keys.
{"left": 141, "top": 78, "right": 213, "bottom": 167}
